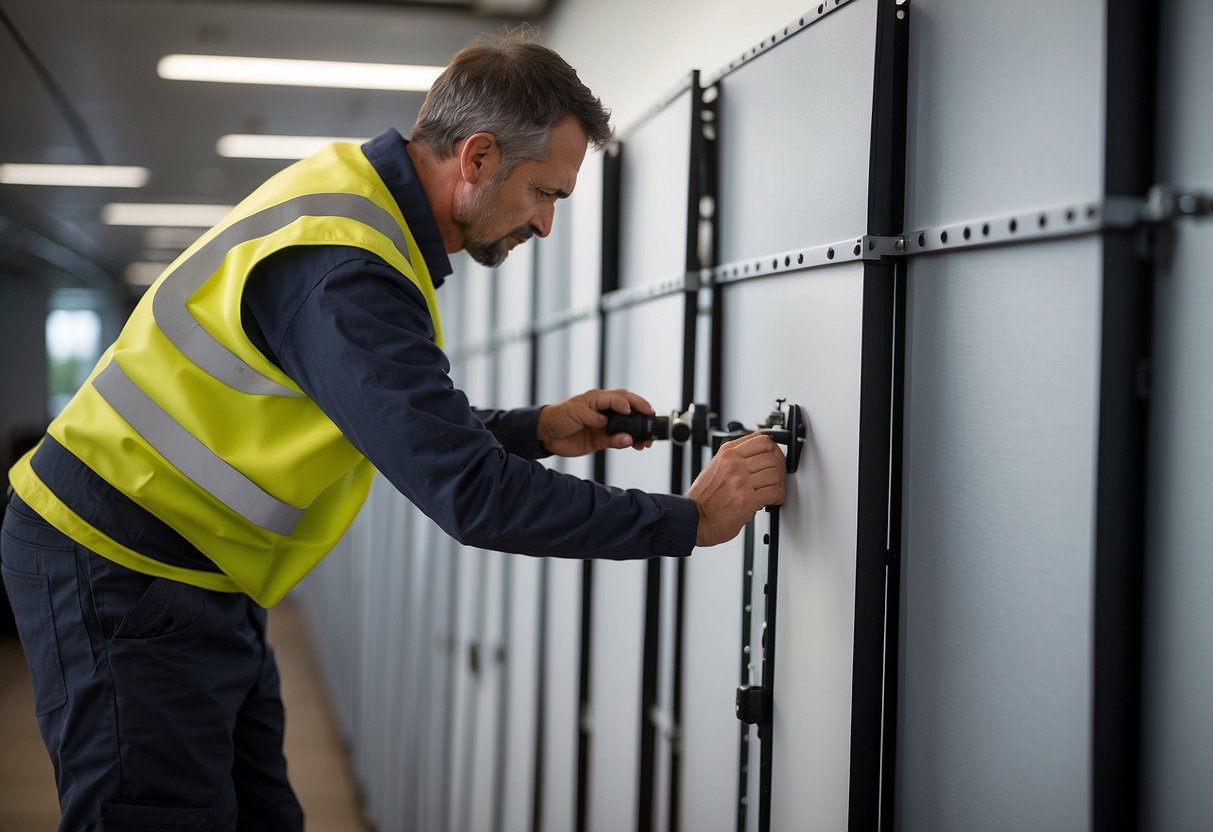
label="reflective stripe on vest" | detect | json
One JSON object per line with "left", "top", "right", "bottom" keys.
{"left": 92, "top": 360, "right": 306, "bottom": 537}
{"left": 152, "top": 192, "right": 414, "bottom": 397}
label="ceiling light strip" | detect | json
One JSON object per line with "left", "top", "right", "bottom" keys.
{"left": 158, "top": 54, "right": 444, "bottom": 92}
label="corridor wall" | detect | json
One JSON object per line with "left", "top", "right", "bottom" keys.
{"left": 295, "top": 2, "right": 1211, "bottom": 831}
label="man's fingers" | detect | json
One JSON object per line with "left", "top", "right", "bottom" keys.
{"left": 749, "top": 467, "right": 785, "bottom": 491}
{"left": 730, "top": 432, "right": 781, "bottom": 457}
{"left": 581, "top": 388, "right": 655, "bottom": 418}
{"left": 754, "top": 482, "right": 786, "bottom": 506}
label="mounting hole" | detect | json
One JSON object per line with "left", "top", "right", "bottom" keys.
{"left": 1009, "top": 218, "right": 1018, "bottom": 232}
{"left": 1065, "top": 208, "right": 1075, "bottom": 222}
{"left": 917, "top": 232, "right": 925, "bottom": 247}
{"left": 963, "top": 226, "right": 971, "bottom": 240}
{"left": 772, "top": 258, "right": 779, "bottom": 269}
{"left": 797, "top": 253, "right": 804, "bottom": 264}
{"left": 784, "top": 27, "right": 789, "bottom": 35}
{"left": 897, "top": 9, "right": 905, "bottom": 18}
{"left": 1087, "top": 204, "right": 1098, "bottom": 219}
{"left": 744, "top": 264, "right": 749, "bottom": 275}
{"left": 868, "top": 239, "right": 875, "bottom": 250}
{"left": 818, "top": 3, "right": 824, "bottom": 13}
{"left": 827, "top": 247, "right": 835, "bottom": 259}
{"left": 982, "top": 223, "right": 990, "bottom": 236}
{"left": 940, "top": 230, "right": 949, "bottom": 244}
{"left": 784, "top": 256, "right": 790, "bottom": 267}
{"left": 701, "top": 85, "right": 719, "bottom": 104}
{"left": 1038, "top": 213, "right": 1047, "bottom": 228}
{"left": 853, "top": 243, "right": 861, "bottom": 256}
{"left": 799, "top": 17, "right": 805, "bottom": 25}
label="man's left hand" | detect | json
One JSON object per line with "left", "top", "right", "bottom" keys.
{"left": 538, "top": 388, "right": 657, "bottom": 457}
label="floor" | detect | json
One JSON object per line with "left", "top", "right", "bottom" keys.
{"left": 0, "top": 599, "right": 368, "bottom": 832}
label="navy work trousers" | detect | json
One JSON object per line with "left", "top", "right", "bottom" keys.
{"left": 0, "top": 494, "right": 304, "bottom": 831}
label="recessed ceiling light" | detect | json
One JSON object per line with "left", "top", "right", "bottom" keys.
{"left": 103, "top": 203, "right": 233, "bottom": 227}
{"left": 158, "top": 54, "right": 444, "bottom": 92}
{"left": 217, "top": 134, "right": 370, "bottom": 160}
{"left": 0, "top": 164, "right": 149, "bottom": 188}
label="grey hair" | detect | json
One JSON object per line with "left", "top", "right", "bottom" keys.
{"left": 410, "top": 27, "right": 612, "bottom": 173}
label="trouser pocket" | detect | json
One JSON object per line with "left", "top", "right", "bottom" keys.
{"left": 1, "top": 563, "right": 68, "bottom": 715}
{"left": 102, "top": 800, "right": 215, "bottom": 830}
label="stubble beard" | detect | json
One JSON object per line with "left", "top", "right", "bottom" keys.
{"left": 456, "top": 177, "right": 534, "bottom": 268}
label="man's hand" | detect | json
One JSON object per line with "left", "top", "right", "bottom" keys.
{"left": 685, "top": 433, "right": 787, "bottom": 547}
{"left": 538, "top": 388, "right": 658, "bottom": 457}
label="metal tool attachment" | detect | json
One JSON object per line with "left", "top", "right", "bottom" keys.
{"left": 603, "top": 402, "right": 711, "bottom": 446}
{"left": 710, "top": 399, "right": 806, "bottom": 473}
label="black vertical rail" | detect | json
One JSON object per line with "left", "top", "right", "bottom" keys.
{"left": 666, "top": 68, "right": 710, "bottom": 832}
{"left": 637, "top": 558, "right": 663, "bottom": 832}
{"left": 878, "top": 260, "right": 907, "bottom": 831}
{"left": 1094, "top": 1, "right": 1157, "bottom": 829}
{"left": 735, "top": 521, "right": 756, "bottom": 832}
{"left": 851, "top": 1, "right": 910, "bottom": 830}
{"left": 531, "top": 557, "right": 549, "bottom": 832}
{"left": 577, "top": 142, "right": 623, "bottom": 832}
{"left": 756, "top": 506, "right": 781, "bottom": 831}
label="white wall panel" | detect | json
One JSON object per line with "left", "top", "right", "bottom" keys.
{"left": 902, "top": 0, "right": 1105, "bottom": 228}
{"left": 618, "top": 89, "right": 692, "bottom": 289}
{"left": 716, "top": 0, "right": 877, "bottom": 264}
{"left": 897, "top": 239, "right": 1102, "bottom": 831}
{"left": 720, "top": 264, "right": 865, "bottom": 829}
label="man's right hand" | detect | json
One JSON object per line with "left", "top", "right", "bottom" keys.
{"left": 685, "top": 433, "right": 788, "bottom": 547}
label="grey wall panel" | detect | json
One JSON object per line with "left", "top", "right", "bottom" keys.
{"left": 502, "top": 554, "right": 542, "bottom": 832}
{"left": 584, "top": 296, "right": 684, "bottom": 831}
{"left": 896, "top": 239, "right": 1102, "bottom": 832}
{"left": 296, "top": 532, "right": 357, "bottom": 741}
{"left": 716, "top": 0, "right": 877, "bottom": 264}
{"left": 535, "top": 322, "right": 596, "bottom": 832}
{"left": 470, "top": 551, "right": 506, "bottom": 832}
{"left": 541, "top": 553, "right": 583, "bottom": 832}
{"left": 585, "top": 557, "right": 647, "bottom": 832}
{"left": 902, "top": 0, "right": 1105, "bottom": 229}
{"left": 618, "top": 89, "right": 693, "bottom": 288}
{"left": 536, "top": 223, "right": 573, "bottom": 318}
{"left": 604, "top": 296, "right": 684, "bottom": 491}
{"left": 720, "top": 264, "right": 865, "bottom": 829}
{"left": 1140, "top": 0, "right": 1213, "bottom": 827}
{"left": 496, "top": 245, "right": 535, "bottom": 332}
{"left": 679, "top": 535, "right": 744, "bottom": 832}
{"left": 569, "top": 153, "right": 606, "bottom": 310}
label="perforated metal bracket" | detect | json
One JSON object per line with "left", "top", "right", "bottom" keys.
{"left": 861, "top": 187, "right": 1213, "bottom": 261}
{"left": 1140, "top": 184, "right": 1213, "bottom": 224}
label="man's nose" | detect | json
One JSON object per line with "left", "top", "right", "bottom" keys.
{"left": 532, "top": 202, "right": 555, "bottom": 238}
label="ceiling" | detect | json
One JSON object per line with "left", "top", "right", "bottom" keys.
{"left": 0, "top": 0, "right": 551, "bottom": 295}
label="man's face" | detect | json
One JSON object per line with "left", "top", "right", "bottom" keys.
{"left": 455, "top": 117, "right": 589, "bottom": 267}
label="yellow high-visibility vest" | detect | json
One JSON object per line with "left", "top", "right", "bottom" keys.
{"left": 9, "top": 141, "right": 443, "bottom": 606}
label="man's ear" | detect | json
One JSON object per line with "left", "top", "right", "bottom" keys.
{"left": 458, "top": 132, "right": 501, "bottom": 185}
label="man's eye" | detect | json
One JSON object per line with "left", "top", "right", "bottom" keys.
{"left": 537, "top": 188, "right": 554, "bottom": 199}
